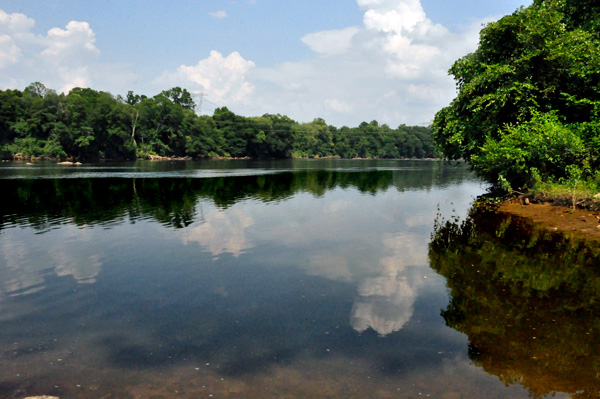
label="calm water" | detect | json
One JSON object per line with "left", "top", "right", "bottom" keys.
{"left": 0, "top": 159, "right": 595, "bottom": 398}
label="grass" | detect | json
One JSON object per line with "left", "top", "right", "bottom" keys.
{"left": 531, "top": 177, "right": 600, "bottom": 210}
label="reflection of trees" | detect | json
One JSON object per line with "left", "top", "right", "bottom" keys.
{"left": 1, "top": 166, "right": 472, "bottom": 231}
{"left": 429, "top": 204, "right": 600, "bottom": 398}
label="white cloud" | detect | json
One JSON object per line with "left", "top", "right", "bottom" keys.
{"left": 325, "top": 98, "right": 353, "bottom": 113}
{"left": 0, "top": 10, "right": 34, "bottom": 68}
{"left": 0, "top": 9, "right": 35, "bottom": 35}
{"left": 209, "top": 10, "right": 228, "bottom": 18}
{"left": 0, "top": 10, "right": 102, "bottom": 93}
{"left": 0, "top": 35, "right": 21, "bottom": 67}
{"left": 150, "top": 0, "right": 485, "bottom": 124}
{"left": 42, "top": 21, "right": 99, "bottom": 61}
{"left": 360, "top": 0, "right": 427, "bottom": 32}
{"left": 157, "top": 50, "right": 256, "bottom": 104}
{"left": 301, "top": 27, "right": 360, "bottom": 55}
{"left": 240, "top": 0, "right": 482, "bottom": 126}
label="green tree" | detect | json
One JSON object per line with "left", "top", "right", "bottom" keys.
{"left": 160, "top": 87, "right": 196, "bottom": 111}
{"left": 433, "top": 0, "right": 600, "bottom": 188}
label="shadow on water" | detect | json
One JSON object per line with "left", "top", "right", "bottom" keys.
{"left": 429, "top": 203, "right": 600, "bottom": 399}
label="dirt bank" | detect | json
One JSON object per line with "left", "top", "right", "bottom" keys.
{"left": 498, "top": 198, "right": 600, "bottom": 242}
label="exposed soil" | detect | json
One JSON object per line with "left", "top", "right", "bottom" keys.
{"left": 498, "top": 197, "right": 600, "bottom": 242}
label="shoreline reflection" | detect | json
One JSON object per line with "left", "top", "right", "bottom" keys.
{"left": 430, "top": 203, "right": 600, "bottom": 398}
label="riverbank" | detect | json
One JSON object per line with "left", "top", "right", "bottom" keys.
{"left": 498, "top": 196, "right": 600, "bottom": 242}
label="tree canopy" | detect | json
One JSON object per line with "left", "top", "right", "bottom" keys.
{"left": 433, "top": 0, "right": 600, "bottom": 190}
{"left": 0, "top": 84, "right": 435, "bottom": 161}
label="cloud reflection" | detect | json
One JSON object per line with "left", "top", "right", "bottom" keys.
{"left": 182, "top": 207, "right": 253, "bottom": 258}
{"left": 350, "top": 233, "right": 428, "bottom": 336}
{"left": 0, "top": 227, "right": 104, "bottom": 297}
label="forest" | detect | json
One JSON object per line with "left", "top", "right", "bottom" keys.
{"left": 0, "top": 84, "right": 435, "bottom": 161}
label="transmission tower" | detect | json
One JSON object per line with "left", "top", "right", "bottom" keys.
{"left": 192, "top": 91, "right": 208, "bottom": 115}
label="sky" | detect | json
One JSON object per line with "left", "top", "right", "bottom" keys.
{"left": 0, "top": 0, "right": 531, "bottom": 127}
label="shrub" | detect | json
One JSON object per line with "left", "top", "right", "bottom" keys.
{"left": 471, "top": 111, "right": 586, "bottom": 190}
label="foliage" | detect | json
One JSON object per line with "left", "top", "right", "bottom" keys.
{"left": 433, "top": 0, "right": 600, "bottom": 190}
{"left": 0, "top": 84, "right": 435, "bottom": 161}
{"left": 470, "top": 111, "right": 586, "bottom": 188}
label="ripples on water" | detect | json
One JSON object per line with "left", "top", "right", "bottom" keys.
{"left": 0, "top": 160, "right": 588, "bottom": 398}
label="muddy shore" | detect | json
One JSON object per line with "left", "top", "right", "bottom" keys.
{"left": 498, "top": 197, "right": 600, "bottom": 242}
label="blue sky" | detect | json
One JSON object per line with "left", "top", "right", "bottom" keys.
{"left": 0, "top": 0, "right": 530, "bottom": 126}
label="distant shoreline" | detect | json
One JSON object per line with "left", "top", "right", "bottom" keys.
{"left": 3, "top": 156, "right": 445, "bottom": 163}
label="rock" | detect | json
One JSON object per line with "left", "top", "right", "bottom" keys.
{"left": 523, "top": 197, "right": 530, "bottom": 205}
{"left": 57, "top": 161, "right": 73, "bottom": 165}
{"left": 24, "top": 396, "right": 60, "bottom": 399}
{"left": 595, "top": 193, "right": 600, "bottom": 199}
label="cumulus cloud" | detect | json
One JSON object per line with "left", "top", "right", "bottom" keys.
{"left": 0, "top": 35, "right": 21, "bottom": 67}
{"left": 0, "top": 9, "right": 102, "bottom": 93}
{"left": 150, "top": 0, "right": 486, "bottom": 125}
{"left": 242, "top": 0, "right": 483, "bottom": 126}
{"left": 325, "top": 98, "right": 353, "bottom": 113}
{"left": 157, "top": 50, "right": 256, "bottom": 104}
{"left": 0, "top": 10, "right": 34, "bottom": 68}
{"left": 0, "top": 9, "right": 35, "bottom": 35}
{"left": 42, "top": 21, "right": 99, "bottom": 60}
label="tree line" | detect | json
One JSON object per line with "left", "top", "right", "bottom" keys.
{"left": 0, "top": 83, "right": 435, "bottom": 161}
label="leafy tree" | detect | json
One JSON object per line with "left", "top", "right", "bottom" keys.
{"left": 262, "top": 113, "right": 296, "bottom": 158}
{"left": 433, "top": 0, "right": 600, "bottom": 189}
{"left": 471, "top": 111, "right": 586, "bottom": 187}
{"left": 184, "top": 115, "right": 221, "bottom": 158}
{"left": 213, "top": 107, "right": 247, "bottom": 157}
{"left": 160, "top": 87, "right": 196, "bottom": 111}
{"left": 125, "top": 90, "right": 146, "bottom": 106}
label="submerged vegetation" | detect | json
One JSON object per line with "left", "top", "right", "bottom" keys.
{"left": 0, "top": 84, "right": 434, "bottom": 161}
{"left": 433, "top": 0, "right": 600, "bottom": 198}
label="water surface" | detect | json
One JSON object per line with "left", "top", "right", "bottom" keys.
{"left": 0, "top": 159, "right": 590, "bottom": 398}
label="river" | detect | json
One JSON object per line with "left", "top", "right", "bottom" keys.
{"left": 0, "top": 159, "right": 595, "bottom": 398}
